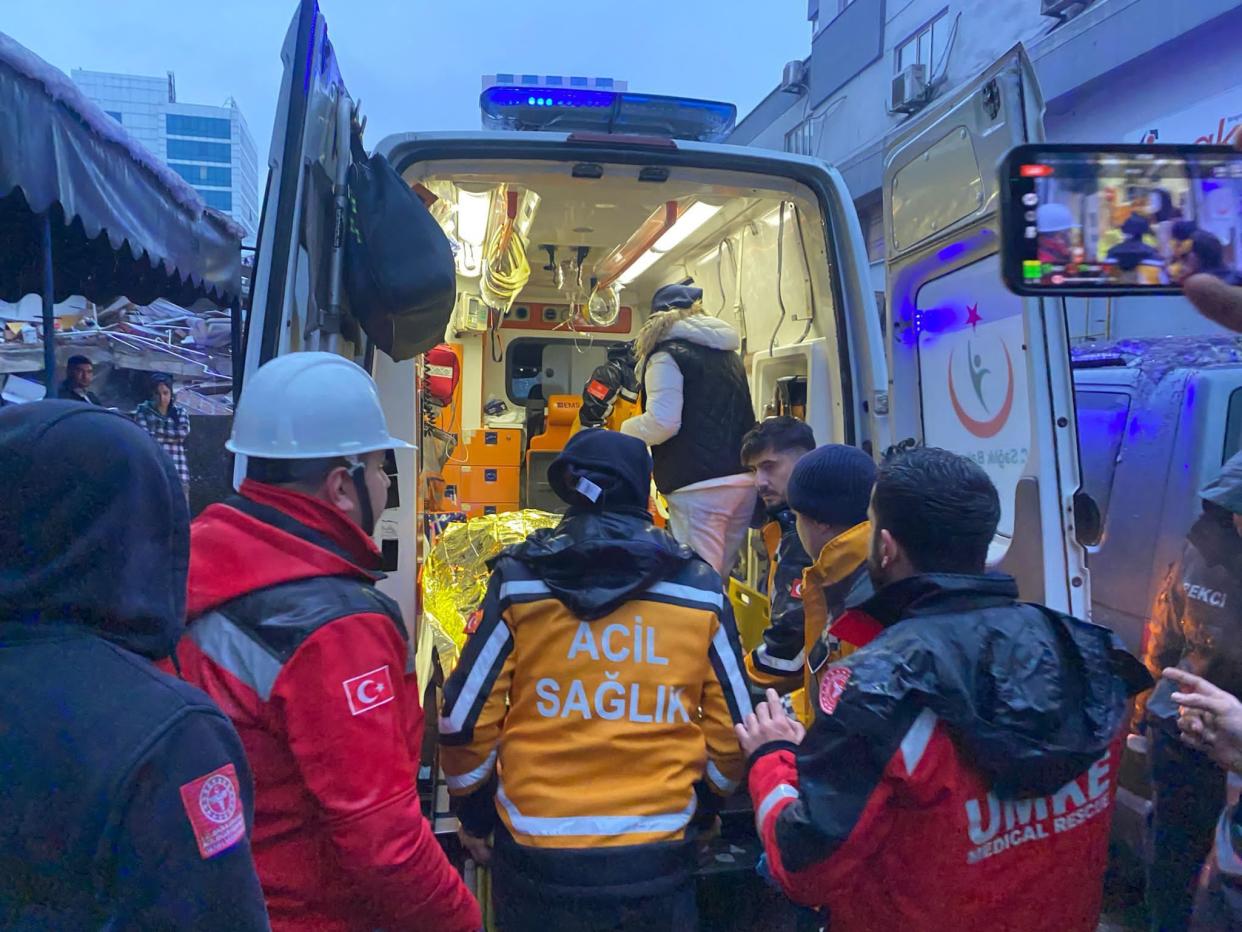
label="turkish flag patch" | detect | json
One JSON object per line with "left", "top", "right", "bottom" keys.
{"left": 789, "top": 578, "right": 803, "bottom": 600}
{"left": 179, "top": 763, "right": 246, "bottom": 859}
{"left": 465, "top": 609, "right": 483, "bottom": 635}
{"left": 585, "top": 378, "right": 611, "bottom": 401}
{"left": 343, "top": 665, "right": 396, "bottom": 716}
{"left": 819, "top": 667, "right": 852, "bottom": 716}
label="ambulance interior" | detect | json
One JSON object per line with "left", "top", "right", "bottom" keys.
{"left": 408, "top": 157, "right": 844, "bottom": 554}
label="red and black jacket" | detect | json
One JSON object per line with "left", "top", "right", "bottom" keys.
{"left": 749, "top": 574, "right": 1150, "bottom": 932}
{"left": 176, "top": 480, "right": 480, "bottom": 932}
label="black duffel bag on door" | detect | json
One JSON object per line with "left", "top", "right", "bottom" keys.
{"left": 344, "top": 143, "right": 456, "bottom": 360}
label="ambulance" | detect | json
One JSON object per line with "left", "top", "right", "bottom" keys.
{"left": 243, "top": 0, "right": 1088, "bottom": 877}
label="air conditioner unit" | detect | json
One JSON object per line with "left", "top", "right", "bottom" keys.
{"left": 780, "top": 60, "right": 808, "bottom": 94}
{"left": 1042, "top": 0, "right": 1092, "bottom": 17}
{"left": 891, "top": 64, "right": 929, "bottom": 115}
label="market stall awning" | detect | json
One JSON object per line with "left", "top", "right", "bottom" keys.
{"left": 0, "top": 32, "right": 244, "bottom": 307}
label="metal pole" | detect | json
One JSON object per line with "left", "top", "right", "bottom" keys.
{"left": 230, "top": 297, "right": 243, "bottom": 406}
{"left": 41, "top": 212, "right": 55, "bottom": 396}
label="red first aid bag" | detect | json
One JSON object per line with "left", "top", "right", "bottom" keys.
{"left": 424, "top": 344, "right": 460, "bottom": 407}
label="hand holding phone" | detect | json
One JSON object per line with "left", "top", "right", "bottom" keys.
{"left": 1000, "top": 143, "right": 1242, "bottom": 298}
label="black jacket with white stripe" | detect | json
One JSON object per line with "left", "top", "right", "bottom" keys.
{"left": 439, "top": 509, "right": 752, "bottom": 896}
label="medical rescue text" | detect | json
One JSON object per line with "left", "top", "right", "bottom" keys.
{"left": 533, "top": 618, "right": 693, "bottom": 723}
{"left": 964, "top": 753, "right": 1111, "bottom": 864}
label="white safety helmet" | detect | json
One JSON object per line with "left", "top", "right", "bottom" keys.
{"left": 227, "top": 352, "right": 414, "bottom": 459}
{"left": 1036, "top": 202, "right": 1076, "bottom": 234}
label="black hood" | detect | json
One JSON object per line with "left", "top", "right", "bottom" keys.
{"left": 497, "top": 511, "right": 695, "bottom": 621}
{"left": 606, "top": 341, "right": 636, "bottom": 367}
{"left": 856, "top": 574, "right": 1151, "bottom": 797}
{"left": 0, "top": 401, "right": 188, "bottom": 659}
{"left": 1189, "top": 507, "right": 1242, "bottom": 575}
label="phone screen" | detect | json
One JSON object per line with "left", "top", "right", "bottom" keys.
{"left": 1001, "top": 144, "right": 1242, "bottom": 296}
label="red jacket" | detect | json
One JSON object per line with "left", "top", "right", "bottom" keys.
{"left": 749, "top": 574, "right": 1148, "bottom": 932}
{"left": 176, "top": 480, "right": 480, "bottom": 932}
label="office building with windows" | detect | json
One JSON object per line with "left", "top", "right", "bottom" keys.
{"left": 72, "top": 69, "right": 259, "bottom": 238}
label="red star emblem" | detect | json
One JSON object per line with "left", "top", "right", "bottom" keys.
{"left": 965, "top": 304, "right": 982, "bottom": 329}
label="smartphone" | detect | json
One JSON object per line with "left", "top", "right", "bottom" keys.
{"left": 1000, "top": 143, "right": 1242, "bottom": 296}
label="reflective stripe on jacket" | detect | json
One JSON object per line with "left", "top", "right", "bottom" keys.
{"left": 745, "top": 507, "right": 812, "bottom": 692}
{"left": 177, "top": 481, "right": 480, "bottom": 932}
{"left": 440, "top": 512, "right": 751, "bottom": 895}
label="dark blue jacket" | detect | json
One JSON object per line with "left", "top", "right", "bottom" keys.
{"left": 0, "top": 402, "right": 269, "bottom": 930}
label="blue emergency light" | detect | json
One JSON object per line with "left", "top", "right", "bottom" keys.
{"left": 480, "top": 86, "right": 737, "bottom": 143}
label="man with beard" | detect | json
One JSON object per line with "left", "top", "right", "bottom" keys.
{"left": 736, "top": 446, "right": 1149, "bottom": 932}
{"left": 174, "top": 353, "right": 480, "bottom": 932}
{"left": 740, "top": 417, "right": 817, "bottom": 694}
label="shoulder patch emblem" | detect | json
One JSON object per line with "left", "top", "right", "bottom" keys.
{"left": 179, "top": 763, "right": 246, "bottom": 859}
{"left": 343, "top": 665, "right": 396, "bottom": 716}
{"left": 819, "top": 666, "right": 852, "bottom": 716}
{"left": 789, "top": 578, "right": 803, "bottom": 600}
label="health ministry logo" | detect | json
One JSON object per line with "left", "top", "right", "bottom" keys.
{"left": 948, "top": 332, "right": 1015, "bottom": 439}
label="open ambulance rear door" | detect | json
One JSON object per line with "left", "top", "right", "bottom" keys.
{"left": 242, "top": 0, "right": 419, "bottom": 620}
{"left": 882, "top": 47, "right": 1087, "bottom": 616}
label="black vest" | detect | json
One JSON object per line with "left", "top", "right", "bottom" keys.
{"left": 644, "top": 338, "right": 755, "bottom": 494}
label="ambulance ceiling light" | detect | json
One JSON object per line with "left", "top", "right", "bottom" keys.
{"left": 457, "top": 189, "right": 491, "bottom": 248}
{"left": 455, "top": 189, "right": 491, "bottom": 278}
{"left": 617, "top": 202, "right": 722, "bottom": 286}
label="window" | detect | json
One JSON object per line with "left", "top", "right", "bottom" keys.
{"left": 505, "top": 337, "right": 617, "bottom": 406}
{"left": 169, "top": 162, "right": 232, "bottom": 187}
{"left": 167, "top": 139, "right": 231, "bottom": 163}
{"left": 1074, "top": 390, "right": 1132, "bottom": 526}
{"left": 166, "top": 113, "right": 231, "bottom": 139}
{"left": 815, "top": 0, "right": 855, "bottom": 30}
{"left": 895, "top": 9, "right": 949, "bottom": 77}
{"left": 197, "top": 188, "right": 233, "bottom": 211}
{"left": 785, "top": 113, "right": 824, "bottom": 156}
{"left": 105, "top": 110, "right": 122, "bottom": 124}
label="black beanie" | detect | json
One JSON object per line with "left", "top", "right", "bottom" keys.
{"left": 786, "top": 444, "right": 877, "bottom": 528}
{"left": 548, "top": 429, "right": 652, "bottom": 511}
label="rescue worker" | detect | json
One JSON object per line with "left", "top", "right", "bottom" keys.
{"left": 737, "top": 446, "right": 1150, "bottom": 932}
{"left": 1162, "top": 667, "right": 1242, "bottom": 930}
{"left": 1140, "top": 451, "right": 1242, "bottom": 932}
{"left": 175, "top": 353, "right": 481, "bottom": 932}
{"left": 739, "top": 417, "right": 815, "bottom": 693}
{"left": 574, "top": 340, "right": 640, "bottom": 432}
{"left": 783, "top": 443, "right": 877, "bottom": 724}
{"left": 0, "top": 402, "right": 268, "bottom": 929}
{"left": 622, "top": 281, "right": 757, "bottom": 578}
{"left": 1036, "top": 202, "right": 1077, "bottom": 264}
{"left": 440, "top": 429, "right": 752, "bottom": 932}
{"left": 1106, "top": 213, "right": 1159, "bottom": 273}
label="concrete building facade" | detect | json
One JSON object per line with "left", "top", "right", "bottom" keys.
{"left": 731, "top": 0, "right": 1242, "bottom": 339}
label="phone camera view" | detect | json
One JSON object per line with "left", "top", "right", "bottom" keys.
{"left": 1018, "top": 154, "right": 1242, "bottom": 289}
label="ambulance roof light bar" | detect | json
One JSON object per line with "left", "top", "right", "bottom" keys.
{"left": 480, "top": 86, "right": 737, "bottom": 143}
